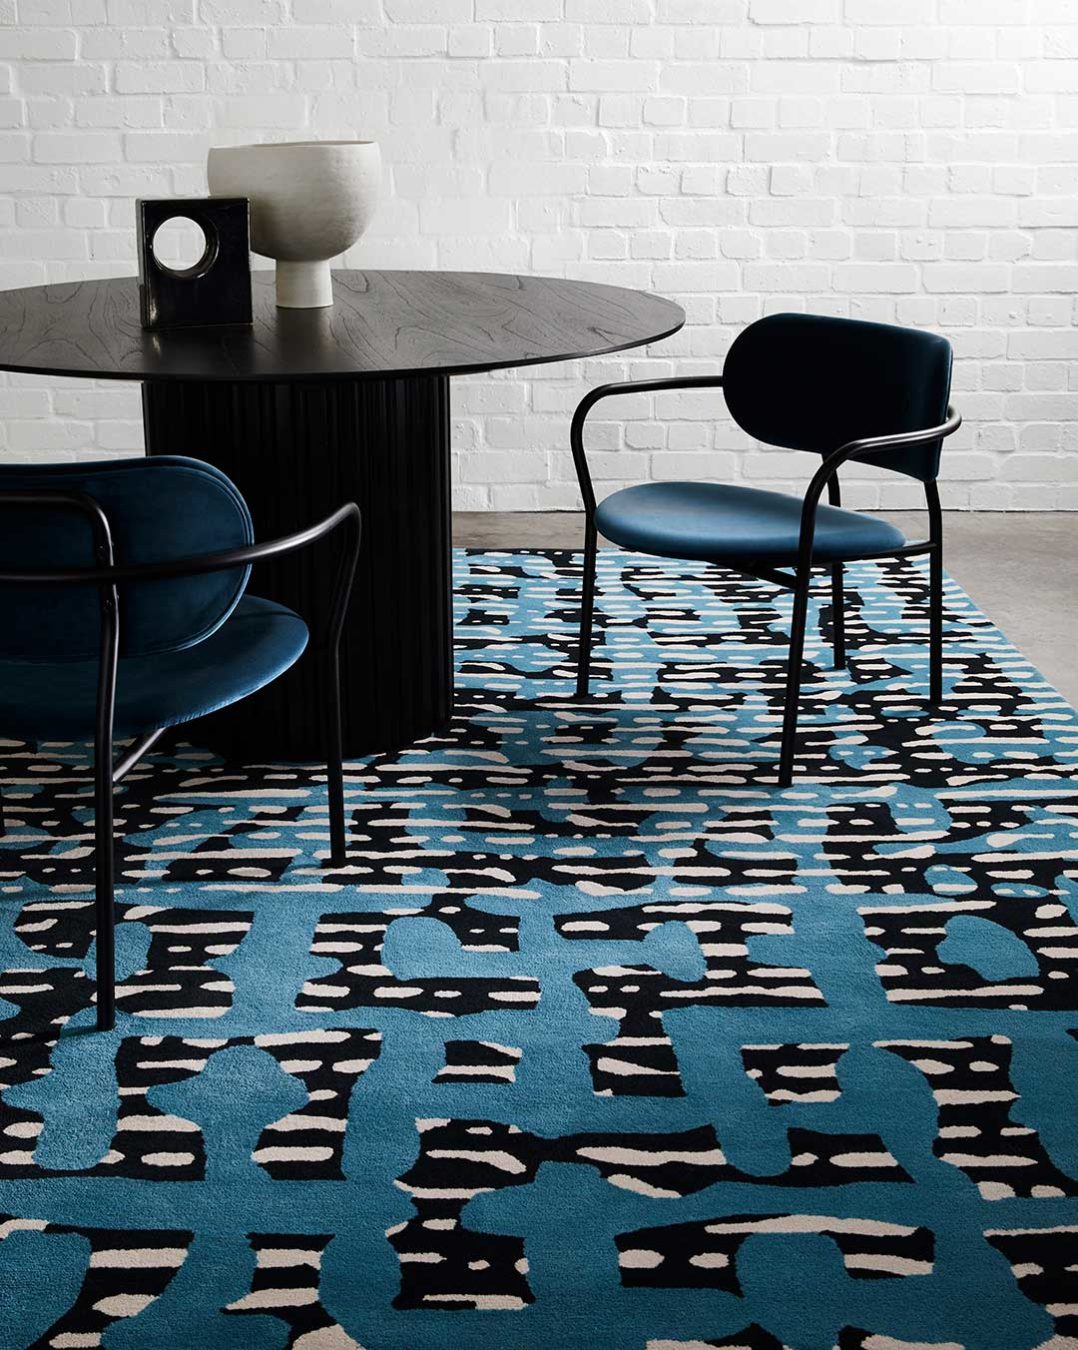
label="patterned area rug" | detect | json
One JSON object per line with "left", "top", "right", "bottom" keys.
{"left": 1, "top": 547, "right": 1076, "bottom": 1350}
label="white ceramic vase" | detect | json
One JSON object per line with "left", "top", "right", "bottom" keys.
{"left": 207, "top": 140, "right": 382, "bottom": 309}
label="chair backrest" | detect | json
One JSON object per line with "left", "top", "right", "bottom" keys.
{"left": 0, "top": 456, "right": 253, "bottom": 661}
{"left": 722, "top": 313, "right": 953, "bottom": 482}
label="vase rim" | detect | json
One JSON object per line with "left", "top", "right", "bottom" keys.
{"left": 211, "top": 140, "right": 378, "bottom": 151}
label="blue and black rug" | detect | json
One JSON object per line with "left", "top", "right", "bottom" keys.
{"left": 0, "top": 548, "right": 1076, "bottom": 1350}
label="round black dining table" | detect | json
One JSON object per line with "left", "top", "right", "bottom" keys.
{"left": 0, "top": 269, "right": 684, "bottom": 760}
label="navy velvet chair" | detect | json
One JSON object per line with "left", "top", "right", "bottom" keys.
{"left": 571, "top": 313, "right": 961, "bottom": 785}
{"left": 0, "top": 456, "right": 360, "bottom": 1030}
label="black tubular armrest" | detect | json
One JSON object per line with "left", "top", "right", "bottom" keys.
{"left": 794, "top": 406, "right": 962, "bottom": 566}
{"left": 0, "top": 499, "right": 361, "bottom": 655}
{"left": 821, "top": 405, "right": 963, "bottom": 474}
{"left": 570, "top": 375, "right": 725, "bottom": 513}
{"left": 0, "top": 502, "right": 361, "bottom": 587}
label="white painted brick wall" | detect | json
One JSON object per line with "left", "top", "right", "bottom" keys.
{"left": 2, "top": 1, "right": 1077, "bottom": 510}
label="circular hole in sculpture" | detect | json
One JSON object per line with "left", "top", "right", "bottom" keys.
{"left": 151, "top": 216, "right": 217, "bottom": 279}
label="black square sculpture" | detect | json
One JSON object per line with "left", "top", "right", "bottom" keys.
{"left": 137, "top": 197, "right": 253, "bottom": 330}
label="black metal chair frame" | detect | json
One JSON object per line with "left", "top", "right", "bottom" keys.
{"left": 570, "top": 376, "right": 962, "bottom": 787}
{"left": 0, "top": 493, "right": 361, "bottom": 1031}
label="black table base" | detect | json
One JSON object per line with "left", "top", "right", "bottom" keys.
{"left": 143, "top": 375, "right": 453, "bottom": 761}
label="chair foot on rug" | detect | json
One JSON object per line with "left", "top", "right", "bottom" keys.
{"left": 926, "top": 479, "right": 945, "bottom": 706}
{"left": 929, "top": 552, "right": 944, "bottom": 707}
{"left": 777, "top": 570, "right": 810, "bottom": 788}
{"left": 575, "top": 520, "right": 598, "bottom": 699}
{"left": 94, "top": 750, "right": 117, "bottom": 1034}
{"left": 831, "top": 561, "right": 847, "bottom": 670}
{"left": 325, "top": 649, "right": 349, "bottom": 869}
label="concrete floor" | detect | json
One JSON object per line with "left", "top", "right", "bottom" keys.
{"left": 454, "top": 511, "right": 1078, "bottom": 707}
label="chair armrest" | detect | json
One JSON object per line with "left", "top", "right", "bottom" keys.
{"left": 0, "top": 502, "right": 361, "bottom": 588}
{"left": 821, "top": 406, "right": 963, "bottom": 475}
{"left": 571, "top": 375, "right": 725, "bottom": 512}
{"left": 0, "top": 501, "right": 362, "bottom": 655}
{"left": 0, "top": 495, "right": 361, "bottom": 759}
{"left": 795, "top": 406, "right": 961, "bottom": 565}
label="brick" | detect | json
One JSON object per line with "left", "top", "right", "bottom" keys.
{"left": 845, "top": 0, "right": 932, "bottom": 21}
{"left": 933, "top": 63, "right": 1021, "bottom": 95}
{"left": 114, "top": 61, "right": 205, "bottom": 93}
{"left": 489, "top": 161, "right": 586, "bottom": 197}
{"left": 568, "top": 59, "right": 658, "bottom": 92}
{"left": 217, "top": 95, "right": 310, "bottom": 128}
{"left": 751, "top": 0, "right": 838, "bottom": 19}
{"left": 33, "top": 131, "right": 121, "bottom": 162}
{"left": 267, "top": 26, "right": 356, "bottom": 58}
{"left": 922, "top": 264, "right": 1012, "bottom": 294}
{"left": 0, "top": 29, "right": 78, "bottom": 59}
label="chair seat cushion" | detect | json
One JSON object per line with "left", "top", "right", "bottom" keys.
{"left": 0, "top": 595, "right": 308, "bottom": 742}
{"left": 595, "top": 481, "right": 907, "bottom": 565}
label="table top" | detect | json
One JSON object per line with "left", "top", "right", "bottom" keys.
{"left": 0, "top": 270, "right": 684, "bottom": 384}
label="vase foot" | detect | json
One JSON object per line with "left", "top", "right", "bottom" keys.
{"left": 275, "top": 259, "right": 333, "bottom": 308}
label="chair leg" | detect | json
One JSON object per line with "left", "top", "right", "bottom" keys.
{"left": 778, "top": 568, "right": 812, "bottom": 788}
{"left": 830, "top": 561, "right": 846, "bottom": 670}
{"left": 325, "top": 648, "right": 347, "bottom": 867}
{"left": 929, "top": 541, "right": 943, "bottom": 706}
{"left": 94, "top": 741, "right": 116, "bottom": 1032}
{"left": 576, "top": 518, "right": 598, "bottom": 698}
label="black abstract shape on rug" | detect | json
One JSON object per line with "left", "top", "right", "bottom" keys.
{"left": 556, "top": 900, "right": 824, "bottom": 1097}
{"left": 0, "top": 1026, "right": 380, "bottom": 1181}
{"left": 876, "top": 1036, "right": 1078, "bottom": 1200}
{"left": 0, "top": 1216, "right": 191, "bottom": 1348}
{"left": 225, "top": 1233, "right": 360, "bottom": 1348}
{"left": 298, "top": 904, "right": 541, "bottom": 1017}
{"left": 14, "top": 896, "right": 253, "bottom": 1018}
{"left": 615, "top": 1213, "right": 935, "bottom": 1292}
{"left": 389, "top": 1114, "right": 911, "bottom": 1311}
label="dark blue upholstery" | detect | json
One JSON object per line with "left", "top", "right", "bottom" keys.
{"left": 0, "top": 456, "right": 253, "bottom": 661}
{"left": 0, "top": 457, "right": 311, "bottom": 745}
{"left": 0, "top": 596, "right": 307, "bottom": 741}
{"left": 596, "top": 481, "right": 906, "bottom": 564}
{"left": 723, "top": 313, "right": 953, "bottom": 482}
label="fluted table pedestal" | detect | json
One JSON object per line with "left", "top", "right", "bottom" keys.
{"left": 143, "top": 373, "right": 451, "bottom": 759}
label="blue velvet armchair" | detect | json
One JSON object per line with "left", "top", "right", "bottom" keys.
{"left": 0, "top": 456, "right": 360, "bottom": 1030}
{"left": 571, "top": 313, "right": 961, "bottom": 784}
